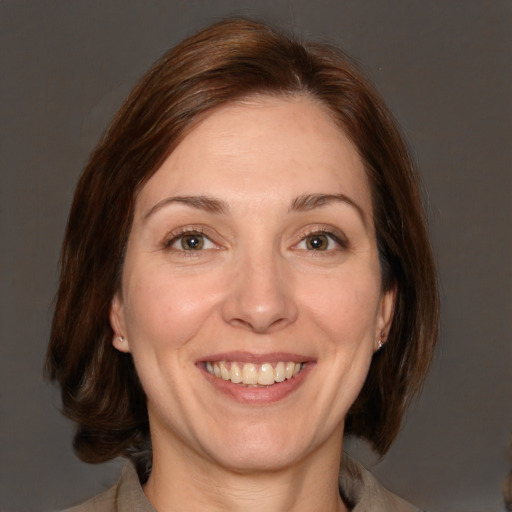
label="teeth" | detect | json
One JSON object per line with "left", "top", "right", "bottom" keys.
{"left": 230, "top": 362, "right": 243, "bottom": 383}
{"left": 258, "top": 363, "right": 275, "bottom": 385}
{"left": 242, "top": 363, "right": 259, "bottom": 385}
{"left": 206, "top": 361, "right": 304, "bottom": 386}
{"left": 219, "top": 361, "right": 229, "bottom": 380}
{"left": 285, "top": 362, "right": 295, "bottom": 379}
{"left": 274, "top": 361, "right": 285, "bottom": 382}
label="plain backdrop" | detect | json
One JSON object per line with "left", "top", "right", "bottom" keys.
{"left": 1, "top": 1, "right": 511, "bottom": 511}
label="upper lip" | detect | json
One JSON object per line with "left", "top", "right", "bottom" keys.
{"left": 196, "top": 351, "right": 315, "bottom": 365}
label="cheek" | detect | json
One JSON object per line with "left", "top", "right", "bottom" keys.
{"left": 301, "top": 267, "right": 382, "bottom": 342}
{"left": 122, "top": 265, "right": 221, "bottom": 353}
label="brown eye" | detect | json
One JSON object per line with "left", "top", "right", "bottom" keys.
{"left": 181, "top": 234, "right": 205, "bottom": 250}
{"left": 166, "top": 230, "right": 217, "bottom": 252}
{"left": 305, "top": 234, "right": 329, "bottom": 250}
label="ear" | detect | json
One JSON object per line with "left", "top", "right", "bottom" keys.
{"left": 375, "top": 285, "right": 396, "bottom": 351}
{"left": 110, "top": 292, "right": 131, "bottom": 353}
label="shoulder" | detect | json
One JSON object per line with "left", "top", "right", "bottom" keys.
{"left": 61, "top": 484, "right": 118, "bottom": 512}
{"left": 60, "top": 462, "right": 155, "bottom": 512}
{"left": 340, "top": 453, "right": 423, "bottom": 512}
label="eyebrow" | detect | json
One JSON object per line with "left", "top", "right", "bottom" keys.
{"left": 289, "top": 193, "right": 367, "bottom": 227}
{"left": 143, "top": 195, "right": 229, "bottom": 221}
{"left": 143, "top": 192, "right": 367, "bottom": 226}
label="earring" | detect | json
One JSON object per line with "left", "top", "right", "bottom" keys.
{"left": 378, "top": 331, "right": 386, "bottom": 350}
{"left": 116, "top": 336, "right": 125, "bottom": 343}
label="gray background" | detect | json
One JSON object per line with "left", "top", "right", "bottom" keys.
{"left": 1, "top": 1, "right": 511, "bottom": 511}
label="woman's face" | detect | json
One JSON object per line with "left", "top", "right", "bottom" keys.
{"left": 111, "top": 96, "right": 394, "bottom": 473}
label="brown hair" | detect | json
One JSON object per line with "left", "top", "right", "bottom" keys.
{"left": 46, "top": 18, "right": 439, "bottom": 464}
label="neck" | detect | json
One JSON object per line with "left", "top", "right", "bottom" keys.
{"left": 143, "top": 432, "right": 348, "bottom": 512}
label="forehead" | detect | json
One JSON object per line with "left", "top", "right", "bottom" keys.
{"left": 136, "top": 95, "right": 372, "bottom": 217}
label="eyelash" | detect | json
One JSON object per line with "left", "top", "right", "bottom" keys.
{"left": 294, "top": 229, "right": 349, "bottom": 252}
{"left": 162, "top": 226, "right": 349, "bottom": 254}
{"left": 163, "top": 227, "right": 216, "bottom": 252}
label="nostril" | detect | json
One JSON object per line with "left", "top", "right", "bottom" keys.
{"left": 228, "top": 314, "right": 292, "bottom": 334}
{"left": 230, "top": 318, "right": 254, "bottom": 330}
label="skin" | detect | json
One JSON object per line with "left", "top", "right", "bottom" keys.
{"left": 110, "top": 95, "right": 394, "bottom": 512}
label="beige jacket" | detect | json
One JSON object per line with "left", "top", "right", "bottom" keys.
{"left": 64, "top": 455, "right": 421, "bottom": 512}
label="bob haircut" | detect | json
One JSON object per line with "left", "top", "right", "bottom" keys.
{"left": 46, "top": 18, "right": 439, "bottom": 465}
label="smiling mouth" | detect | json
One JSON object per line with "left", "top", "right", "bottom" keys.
{"left": 205, "top": 361, "right": 305, "bottom": 386}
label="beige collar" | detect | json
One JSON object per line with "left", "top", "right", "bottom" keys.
{"left": 107, "top": 454, "right": 421, "bottom": 512}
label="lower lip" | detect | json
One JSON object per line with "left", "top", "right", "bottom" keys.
{"left": 199, "top": 363, "right": 314, "bottom": 404}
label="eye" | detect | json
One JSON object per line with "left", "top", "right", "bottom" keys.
{"left": 166, "top": 231, "right": 216, "bottom": 251}
{"left": 295, "top": 232, "right": 346, "bottom": 251}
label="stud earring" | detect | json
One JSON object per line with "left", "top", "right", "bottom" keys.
{"left": 116, "top": 336, "right": 125, "bottom": 343}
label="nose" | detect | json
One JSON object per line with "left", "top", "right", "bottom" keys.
{"left": 221, "top": 250, "right": 298, "bottom": 334}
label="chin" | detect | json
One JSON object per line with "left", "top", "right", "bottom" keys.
{"left": 213, "top": 443, "right": 303, "bottom": 474}
{"left": 201, "top": 422, "right": 322, "bottom": 474}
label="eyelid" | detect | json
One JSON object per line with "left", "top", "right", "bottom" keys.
{"left": 293, "top": 226, "right": 349, "bottom": 250}
{"left": 162, "top": 225, "right": 219, "bottom": 250}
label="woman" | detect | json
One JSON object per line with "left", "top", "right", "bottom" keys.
{"left": 46, "top": 18, "right": 438, "bottom": 512}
